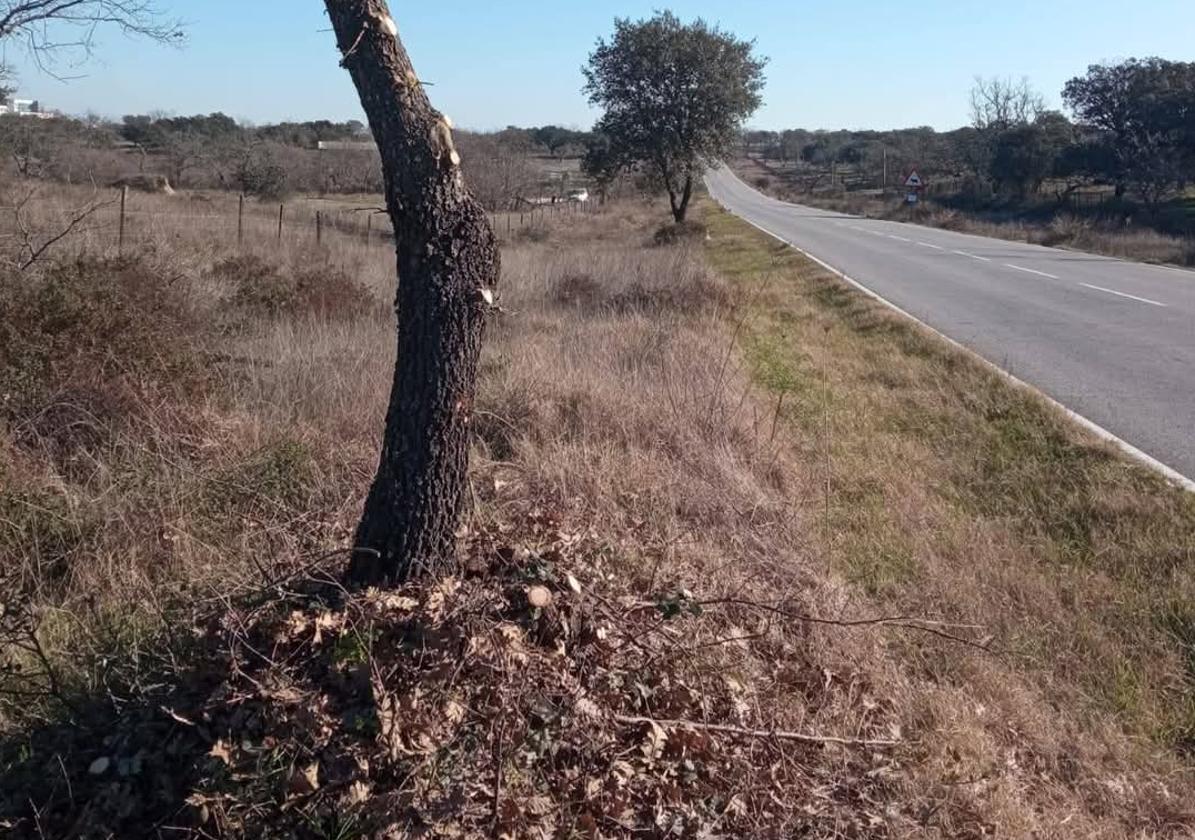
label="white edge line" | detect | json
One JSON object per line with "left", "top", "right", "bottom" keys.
{"left": 1004, "top": 263, "right": 1060, "bottom": 280}
{"left": 917, "top": 242, "right": 945, "bottom": 250}
{"left": 1078, "top": 283, "right": 1167, "bottom": 308}
{"left": 953, "top": 250, "right": 990, "bottom": 262}
{"left": 888, "top": 235, "right": 911, "bottom": 242}
{"left": 709, "top": 189, "right": 1195, "bottom": 494}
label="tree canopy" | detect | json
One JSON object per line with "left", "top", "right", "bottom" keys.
{"left": 1063, "top": 58, "right": 1195, "bottom": 204}
{"left": 583, "top": 11, "right": 766, "bottom": 222}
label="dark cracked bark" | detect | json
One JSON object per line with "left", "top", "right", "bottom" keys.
{"left": 325, "top": 0, "right": 500, "bottom": 585}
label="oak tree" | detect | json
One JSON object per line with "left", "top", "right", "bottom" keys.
{"left": 1064, "top": 58, "right": 1195, "bottom": 206}
{"left": 324, "top": 0, "right": 500, "bottom": 585}
{"left": 583, "top": 11, "right": 766, "bottom": 222}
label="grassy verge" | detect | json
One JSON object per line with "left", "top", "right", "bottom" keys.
{"left": 704, "top": 197, "right": 1195, "bottom": 835}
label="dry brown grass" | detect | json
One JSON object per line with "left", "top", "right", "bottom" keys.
{"left": 0, "top": 183, "right": 902, "bottom": 837}
{"left": 2, "top": 174, "right": 1194, "bottom": 837}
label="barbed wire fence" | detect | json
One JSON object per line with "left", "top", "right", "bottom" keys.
{"left": 104, "top": 185, "right": 602, "bottom": 256}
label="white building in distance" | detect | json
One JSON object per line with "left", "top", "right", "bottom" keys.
{"left": 0, "top": 98, "right": 53, "bottom": 118}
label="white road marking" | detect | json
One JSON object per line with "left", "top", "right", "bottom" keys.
{"left": 1078, "top": 283, "right": 1167, "bottom": 307}
{"left": 953, "top": 250, "right": 991, "bottom": 262}
{"left": 1004, "top": 263, "right": 1059, "bottom": 280}
{"left": 868, "top": 230, "right": 887, "bottom": 237}
{"left": 917, "top": 241, "right": 945, "bottom": 250}
{"left": 888, "top": 234, "right": 911, "bottom": 242}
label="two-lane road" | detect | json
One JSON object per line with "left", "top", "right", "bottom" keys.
{"left": 706, "top": 165, "right": 1195, "bottom": 487}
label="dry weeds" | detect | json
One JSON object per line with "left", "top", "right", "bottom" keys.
{"left": 1, "top": 175, "right": 1192, "bottom": 838}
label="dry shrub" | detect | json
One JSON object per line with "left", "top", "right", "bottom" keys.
{"left": 535, "top": 242, "right": 730, "bottom": 320}
{"left": 652, "top": 219, "right": 708, "bottom": 246}
{"left": 514, "top": 224, "right": 552, "bottom": 244}
{"left": 926, "top": 207, "right": 966, "bottom": 231}
{"left": 548, "top": 263, "right": 730, "bottom": 318}
{"left": 0, "top": 257, "right": 206, "bottom": 430}
{"left": 210, "top": 254, "right": 381, "bottom": 323}
{"left": 1039, "top": 212, "right": 1091, "bottom": 246}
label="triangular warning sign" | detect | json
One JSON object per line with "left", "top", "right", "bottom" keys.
{"left": 904, "top": 171, "right": 924, "bottom": 188}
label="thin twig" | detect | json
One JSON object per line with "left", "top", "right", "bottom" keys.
{"left": 697, "top": 597, "right": 995, "bottom": 653}
{"left": 614, "top": 714, "right": 899, "bottom": 748}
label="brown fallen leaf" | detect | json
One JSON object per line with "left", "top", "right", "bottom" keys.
{"left": 288, "top": 761, "right": 320, "bottom": 796}
{"left": 209, "top": 740, "right": 232, "bottom": 766}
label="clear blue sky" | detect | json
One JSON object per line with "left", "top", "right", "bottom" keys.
{"left": 3, "top": 0, "right": 1193, "bottom": 131}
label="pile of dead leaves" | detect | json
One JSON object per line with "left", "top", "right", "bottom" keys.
{"left": 1, "top": 512, "right": 904, "bottom": 838}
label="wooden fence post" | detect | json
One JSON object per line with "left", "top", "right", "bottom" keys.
{"left": 316, "top": 210, "right": 323, "bottom": 245}
{"left": 118, "top": 185, "right": 128, "bottom": 255}
{"left": 237, "top": 193, "right": 245, "bottom": 247}
{"left": 277, "top": 203, "right": 285, "bottom": 241}
{"left": 366, "top": 213, "right": 372, "bottom": 244}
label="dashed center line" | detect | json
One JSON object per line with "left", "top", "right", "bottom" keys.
{"left": 840, "top": 231, "right": 1166, "bottom": 310}
{"left": 1079, "top": 283, "right": 1167, "bottom": 307}
{"left": 1004, "top": 263, "right": 1059, "bottom": 280}
{"left": 952, "top": 250, "right": 991, "bottom": 262}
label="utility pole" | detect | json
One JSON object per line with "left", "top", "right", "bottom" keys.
{"left": 882, "top": 148, "right": 888, "bottom": 193}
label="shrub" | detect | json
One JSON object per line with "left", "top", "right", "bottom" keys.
{"left": 1038, "top": 214, "right": 1092, "bottom": 246}
{"left": 210, "top": 255, "right": 381, "bottom": 323}
{"left": 651, "top": 220, "right": 708, "bottom": 247}
{"left": 515, "top": 225, "right": 551, "bottom": 244}
{"left": 547, "top": 259, "right": 729, "bottom": 318}
{"left": 231, "top": 144, "right": 290, "bottom": 200}
{"left": 550, "top": 272, "right": 604, "bottom": 309}
{"left": 0, "top": 258, "right": 205, "bottom": 427}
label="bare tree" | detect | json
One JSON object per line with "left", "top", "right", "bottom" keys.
{"left": 324, "top": 0, "right": 500, "bottom": 585}
{"left": 969, "top": 76, "right": 1045, "bottom": 132}
{"left": 0, "top": 1, "right": 182, "bottom": 65}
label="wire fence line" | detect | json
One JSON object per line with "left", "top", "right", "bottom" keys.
{"left": 101, "top": 186, "right": 601, "bottom": 255}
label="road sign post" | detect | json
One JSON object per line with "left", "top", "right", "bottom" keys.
{"left": 904, "top": 170, "right": 925, "bottom": 205}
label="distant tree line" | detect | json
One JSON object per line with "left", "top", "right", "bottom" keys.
{"left": 0, "top": 109, "right": 595, "bottom": 207}
{"left": 745, "top": 58, "right": 1195, "bottom": 212}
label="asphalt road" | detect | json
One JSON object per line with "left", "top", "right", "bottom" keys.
{"left": 706, "top": 164, "right": 1195, "bottom": 487}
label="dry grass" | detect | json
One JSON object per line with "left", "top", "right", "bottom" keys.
{"left": 2, "top": 173, "right": 1194, "bottom": 837}
{"left": 0, "top": 183, "right": 902, "bottom": 837}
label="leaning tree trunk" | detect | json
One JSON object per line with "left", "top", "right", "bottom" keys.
{"left": 325, "top": 0, "right": 500, "bottom": 585}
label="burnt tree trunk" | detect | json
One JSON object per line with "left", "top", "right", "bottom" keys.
{"left": 325, "top": 0, "right": 500, "bottom": 585}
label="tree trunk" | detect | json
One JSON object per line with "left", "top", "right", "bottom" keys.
{"left": 324, "top": 0, "right": 500, "bottom": 585}
{"left": 669, "top": 174, "right": 694, "bottom": 223}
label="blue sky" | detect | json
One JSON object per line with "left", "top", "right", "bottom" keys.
{"left": 3, "top": 1, "right": 1193, "bottom": 131}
